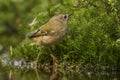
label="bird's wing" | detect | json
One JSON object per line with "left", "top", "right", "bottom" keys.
{"left": 26, "top": 27, "right": 43, "bottom": 38}
{"left": 27, "top": 25, "right": 56, "bottom": 38}
{"left": 40, "top": 24, "right": 56, "bottom": 36}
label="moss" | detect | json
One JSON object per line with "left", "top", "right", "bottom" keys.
{"left": 1, "top": 0, "right": 120, "bottom": 67}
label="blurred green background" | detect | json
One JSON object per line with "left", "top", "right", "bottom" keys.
{"left": 0, "top": 0, "right": 120, "bottom": 67}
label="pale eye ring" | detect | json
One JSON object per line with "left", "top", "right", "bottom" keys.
{"left": 64, "top": 15, "right": 67, "bottom": 19}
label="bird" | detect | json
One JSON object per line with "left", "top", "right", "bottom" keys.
{"left": 27, "top": 13, "right": 71, "bottom": 63}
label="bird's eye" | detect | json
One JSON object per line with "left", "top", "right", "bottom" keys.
{"left": 63, "top": 15, "right": 67, "bottom": 19}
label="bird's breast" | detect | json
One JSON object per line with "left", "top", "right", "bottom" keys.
{"left": 41, "top": 27, "right": 67, "bottom": 46}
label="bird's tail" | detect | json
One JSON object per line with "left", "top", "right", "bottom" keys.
{"left": 20, "top": 38, "right": 30, "bottom": 44}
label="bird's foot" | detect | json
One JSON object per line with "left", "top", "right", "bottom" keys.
{"left": 50, "top": 53, "right": 58, "bottom": 65}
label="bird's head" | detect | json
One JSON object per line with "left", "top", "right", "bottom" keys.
{"left": 50, "top": 13, "right": 71, "bottom": 24}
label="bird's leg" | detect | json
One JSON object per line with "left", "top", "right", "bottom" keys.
{"left": 47, "top": 47, "right": 58, "bottom": 64}
{"left": 36, "top": 52, "right": 41, "bottom": 62}
{"left": 35, "top": 46, "right": 42, "bottom": 68}
{"left": 34, "top": 54, "right": 40, "bottom": 68}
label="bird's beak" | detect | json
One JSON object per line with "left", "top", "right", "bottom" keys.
{"left": 68, "top": 14, "right": 72, "bottom": 17}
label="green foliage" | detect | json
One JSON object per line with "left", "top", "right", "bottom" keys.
{"left": 0, "top": 0, "right": 40, "bottom": 51}
{"left": 1, "top": 0, "right": 120, "bottom": 67}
